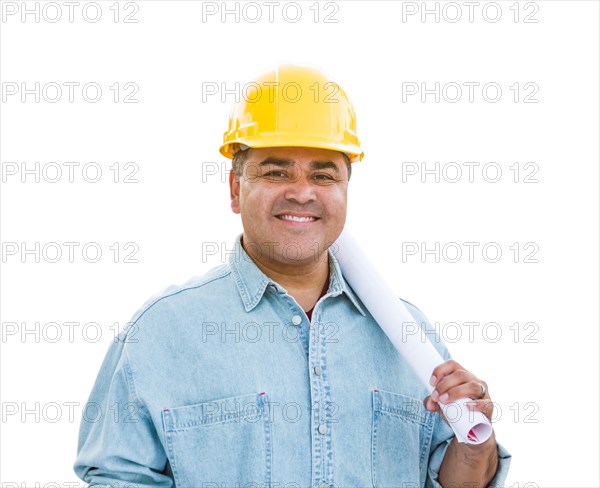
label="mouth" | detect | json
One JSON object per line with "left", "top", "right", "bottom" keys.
{"left": 275, "top": 214, "right": 319, "bottom": 223}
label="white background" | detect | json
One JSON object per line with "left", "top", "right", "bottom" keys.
{"left": 1, "top": 1, "right": 598, "bottom": 486}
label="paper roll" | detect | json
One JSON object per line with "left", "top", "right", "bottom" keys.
{"left": 334, "top": 229, "right": 493, "bottom": 445}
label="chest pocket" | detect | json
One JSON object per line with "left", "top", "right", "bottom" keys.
{"left": 161, "top": 392, "right": 272, "bottom": 486}
{"left": 371, "top": 389, "right": 435, "bottom": 488}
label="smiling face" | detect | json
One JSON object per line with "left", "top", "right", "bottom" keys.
{"left": 229, "top": 146, "right": 349, "bottom": 273}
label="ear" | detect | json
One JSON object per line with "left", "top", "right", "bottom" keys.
{"left": 229, "top": 169, "right": 241, "bottom": 214}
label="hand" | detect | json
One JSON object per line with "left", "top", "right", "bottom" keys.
{"left": 423, "top": 359, "right": 494, "bottom": 424}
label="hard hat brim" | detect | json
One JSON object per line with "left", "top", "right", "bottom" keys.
{"left": 220, "top": 136, "right": 364, "bottom": 163}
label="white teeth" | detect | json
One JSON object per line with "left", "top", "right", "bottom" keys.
{"left": 279, "top": 215, "right": 316, "bottom": 222}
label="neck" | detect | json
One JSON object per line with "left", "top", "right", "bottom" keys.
{"left": 242, "top": 239, "right": 330, "bottom": 311}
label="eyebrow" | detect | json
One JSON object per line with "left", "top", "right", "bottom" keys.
{"left": 258, "top": 158, "right": 339, "bottom": 172}
{"left": 310, "top": 161, "right": 339, "bottom": 172}
{"left": 258, "top": 158, "right": 294, "bottom": 168}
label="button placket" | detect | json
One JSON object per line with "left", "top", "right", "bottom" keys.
{"left": 309, "top": 306, "right": 334, "bottom": 485}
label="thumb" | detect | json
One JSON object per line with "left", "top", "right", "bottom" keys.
{"left": 423, "top": 396, "right": 439, "bottom": 413}
{"left": 423, "top": 396, "right": 451, "bottom": 426}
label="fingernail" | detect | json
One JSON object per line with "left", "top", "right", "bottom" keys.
{"left": 431, "top": 390, "right": 439, "bottom": 402}
{"left": 439, "top": 393, "right": 449, "bottom": 403}
{"left": 429, "top": 375, "right": 437, "bottom": 386}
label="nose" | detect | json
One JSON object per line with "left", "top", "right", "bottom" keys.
{"left": 284, "top": 174, "right": 316, "bottom": 205}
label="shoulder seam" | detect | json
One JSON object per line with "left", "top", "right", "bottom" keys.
{"left": 128, "top": 266, "right": 231, "bottom": 330}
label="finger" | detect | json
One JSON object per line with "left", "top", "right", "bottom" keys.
{"left": 436, "top": 380, "right": 488, "bottom": 405}
{"left": 423, "top": 396, "right": 441, "bottom": 413}
{"left": 424, "top": 396, "right": 451, "bottom": 426}
{"left": 431, "top": 369, "right": 475, "bottom": 400}
{"left": 429, "top": 359, "right": 463, "bottom": 387}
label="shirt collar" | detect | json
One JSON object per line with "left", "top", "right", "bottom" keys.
{"left": 228, "top": 234, "right": 366, "bottom": 316}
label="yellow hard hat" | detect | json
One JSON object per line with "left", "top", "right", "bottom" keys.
{"left": 219, "top": 64, "right": 363, "bottom": 162}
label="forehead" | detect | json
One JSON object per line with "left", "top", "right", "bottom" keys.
{"left": 246, "top": 146, "right": 347, "bottom": 167}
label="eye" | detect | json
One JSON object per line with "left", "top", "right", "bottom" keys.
{"left": 313, "top": 172, "right": 336, "bottom": 182}
{"left": 263, "top": 170, "right": 288, "bottom": 179}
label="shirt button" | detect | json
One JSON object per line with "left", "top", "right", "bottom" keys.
{"left": 320, "top": 483, "right": 330, "bottom": 488}
{"left": 269, "top": 285, "right": 277, "bottom": 292}
{"left": 318, "top": 423, "right": 327, "bottom": 435}
{"left": 314, "top": 365, "right": 322, "bottom": 376}
{"left": 291, "top": 315, "right": 302, "bottom": 326}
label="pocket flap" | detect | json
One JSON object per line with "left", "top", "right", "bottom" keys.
{"left": 162, "top": 392, "right": 267, "bottom": 431}
{"left": 373, "top": 389, "right": 434, "bottom": 426}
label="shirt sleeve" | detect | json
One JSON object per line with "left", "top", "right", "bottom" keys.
{"left": 73, "top": 332, "right": 174, "bottom": 486}
{"left": 402, "top": 299, "right": 512, "bottom": 487}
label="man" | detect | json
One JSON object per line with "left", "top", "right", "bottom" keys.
{"left": 74, "top": 65, "right": 511, "bottom": 487}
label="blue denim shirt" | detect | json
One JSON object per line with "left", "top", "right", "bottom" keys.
{"left": 74, "top": 235, "right": 511, "bottom": 487}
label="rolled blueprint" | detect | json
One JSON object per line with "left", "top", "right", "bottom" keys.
{"left": 334, "top": 229, "right": 493, "bottom": 445}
